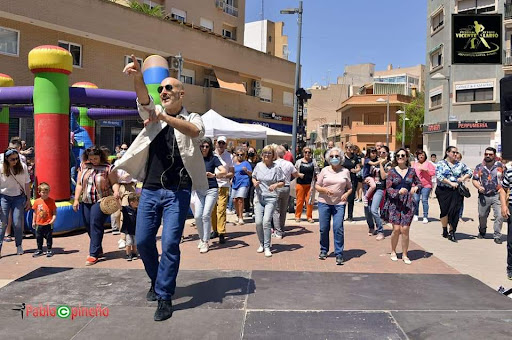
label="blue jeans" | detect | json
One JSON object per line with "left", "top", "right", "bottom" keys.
{"left": 194, "top": 188, "right": 218, "bottom": 242}
{"left": 254, "top": 194, "right": 277, "bottom": 248}
{"left": 0, "top": 194, "right": 24, "bottom": 249}
{"left": 227, "top": 187, "right": 234, "bottom": 211}
{"left": 318, "top": 202, "right": 346, "bottom": 257}
{"left": 82, "top": 202, "right": 108, "bottom": 257}
{"left": 413, "top": 187, "right": 432, "bottom": 218}
{"left": 364, "top": 189, "right": 385, "bottom": 233}
{"left": 136, "top": 187, "right": 191, "bottom": 300}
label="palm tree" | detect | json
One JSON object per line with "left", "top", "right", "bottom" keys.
{"left": 128, "top": 0, "right": 165, "bottom": 19}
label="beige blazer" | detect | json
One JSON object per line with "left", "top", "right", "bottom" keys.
{"left": 114, "top": 97, "right": 208, "bottom": 192}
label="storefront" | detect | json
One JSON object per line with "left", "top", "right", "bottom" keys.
{"left": 423, "top": 122, "right": 446, "bottom": 159}
{"left": 449, "top": 121, "right": 498, "bottom": 169}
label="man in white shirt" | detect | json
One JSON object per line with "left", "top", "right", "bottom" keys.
{"left": 273, "top": 146, "right": 299, "bottom": 238}
{"left": 211, "top": 136, "right": 234, "bottom": 244}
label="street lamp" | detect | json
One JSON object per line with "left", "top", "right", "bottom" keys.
{"left": 281, "top": 1, "right": 303, "bottom": 159}
{"left": 431, "top": 65, "right": 451, "bottom": 149}
{"left": 396, "top": 109, "right": 409, "bottom": 148}
{"left": 376, "top": 94, "right": 390, "bottom": 147}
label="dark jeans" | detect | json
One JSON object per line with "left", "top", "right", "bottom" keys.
{"left": 35, "top": 224, "right": 53, "bottom": 250}
{"left": 318, "top": 202, "right": 346, "bottom": 256}
{"left": 136, "top": 187, "right": 191, "bottom": 300}
{"left": 507, "top": 213, "right": 512, "bottom": 272}
{"left": 82, "top": 202, "right": 108, "bottom": 257}
{"left": 345, "top": 179, "right": 357, "bottom": 219}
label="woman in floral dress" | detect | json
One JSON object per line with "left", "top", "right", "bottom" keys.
{"left": 382, "top": 148, "right": 421, "bottom": 265}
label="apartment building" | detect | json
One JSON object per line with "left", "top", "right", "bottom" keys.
{"left": 0, "top": 0, "right": 295, "bottom": 150}
{"left": 424, "top": 0, "right": 505, "bottom": 167}
{"left": 244, "top": 20, "right": 289, "bottom": 59}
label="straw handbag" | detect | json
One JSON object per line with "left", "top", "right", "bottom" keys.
{"left": 99, "top": 196, "right": 121, "bottom": 215}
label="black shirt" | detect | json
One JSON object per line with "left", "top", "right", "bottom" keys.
{"left": 121, "top": 205, "right": 137, "bottom": 235}
{"left": 297, "top": 159, "right": 315, "bottom": 185}
{"left": 143, "top": 125, "right": 192, "bottom": 190}
{"left": 204, "top": 155, "right": 223, "bottom": 189}
{"left": 342, "top": 153, "right": 360, "bottom": 183}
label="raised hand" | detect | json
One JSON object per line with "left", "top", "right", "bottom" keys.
{"left": 123, "top": 54, "right": 142, "bottom": 78}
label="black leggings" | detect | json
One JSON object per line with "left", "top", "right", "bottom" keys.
{"left": 35, "top": 224, "right": 53, "bottom": 250}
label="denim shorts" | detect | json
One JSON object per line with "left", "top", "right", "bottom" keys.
{"left": 232, "top": 186, "right": 249, "bottom": 198}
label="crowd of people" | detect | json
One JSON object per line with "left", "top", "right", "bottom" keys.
{"left": 0, "top": 55, "right": 511, "bottom": 322}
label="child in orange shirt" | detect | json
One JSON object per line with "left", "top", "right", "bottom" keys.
{"left": 32, "top": 182, "right": 57, "bottom": 257}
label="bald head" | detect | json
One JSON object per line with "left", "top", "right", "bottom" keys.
{"left": 159, "top": 77, "right": 185, "bottom": 114}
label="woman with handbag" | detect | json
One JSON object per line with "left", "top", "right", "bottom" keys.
{"left": 294, "top": 147, "right": 319, "bottom": 223}
{"left": 73, "top": 146, "right": 120, "bottom": 265}
{"left": 381, "top": 148, "right": 421, "bottom": 265}
{"left": 0, "top": 149, "right": 31, "bottom": 256}
{"left": 435, "top": 146, "right": 472, "bottom": 242}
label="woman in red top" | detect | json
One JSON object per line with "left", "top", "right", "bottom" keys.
{"left": 73, "top": 146, "right": 119, "bottom": 266}
{"left": 412, "top": 150, "right": 436, "bottom": 224}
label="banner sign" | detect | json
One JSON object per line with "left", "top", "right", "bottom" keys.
{"left": 423, "top": 122, "right": 447, "bottom": 134}
{"left": 259, "top": 112, "right": 293, "bottom": 122}
{"left": 449, "top": 121, "right": 497, "bottom": 131}
{"left": 100, "top": 120, "right": 123, "bottom": 127}
{"left": 452, "top": 14, "right": 502, "bottom": 64}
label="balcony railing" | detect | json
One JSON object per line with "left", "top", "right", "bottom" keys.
{"left": 505, "top": 49, "right": 512, "bottom": 66}
{"left": 216, "top": 0, "right": 239, "bottom": 17}
{"left": 506, "top": 3, "right": 512, "bottom": 20}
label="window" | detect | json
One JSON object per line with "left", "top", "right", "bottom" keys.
{"left": 200, "top": 17, "right": 213, "bottom": 31}
{"left": 456, "top": 88, "right": 493, "bottom": 102}
{"left": 259, "top": 86, "right": 272, "bottom": 103}
{"left": 143, "top": 0, "right": 160, "bottom": 9}
{"left": 171, "top": 8, "right": 186, "bottom": 22}
{"left": 58, "top": 41, "right": 82, "bottom": 67}
{"left": 364, "top": 113, "right": 384, "bottom": 125}
{"left": 0, "top": 26, "right": 19, "bottom": 56}
{"left": 222, "top": 28, "right": 236, "bottom": 40}
{"left": 180, "top": 68, "right": 195, "bottom": 85}
{"left": 283, "top": 92, "right": 293, "bottom": 107}
{"left": 431, "top": 8, "right": 444, "bottom": 34}
{"left": 430, "top": 93, "right": 442, "bottom": 107}
{"left": 457, "top": 0, "right": 495, "bottom": 13}
{"left": 430, "top": 47, "right": 443, "bottom": 70}
{"left": 124, "top": 55, "right": 143, "bottom": 67}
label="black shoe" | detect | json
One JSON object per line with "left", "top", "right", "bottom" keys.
{"left": 219, "top": 234, "right": 226, "bottom": 244}
{"left": 125, "top": 254, "right": 132, "bottom": 261}
{"left": 32, "top": 250, "right": 44, "bottom": 257}
{"left": 442, "top": 228, "right": 448, "bottom": 238}
{"left": 131, "top": 252, "right": 138, "bottom": 260}
{"left": 477, "top": 233, "right": 484, "bottom": 239}
{"left": 336, "top": 255, "right": 344, "bottom": 265}
{"left": 46, "top": 250, "right": 53, "bottom": 257}
{"left": 210, "top": 231, "right": 219, "bottom": 239}
{"left": 146, "top": 285, "right": 157, "bottom": 302}
{"left": 507, "top": 270, "right": 512, "bottom": 280}
{"left": 449, "top": 231, "right": 457, "bottom": 243}
{"left": 494, "top": 237, "right": 503, "bottom": 244}
{"left": 154, "top": 299, "right": 173, "bottom": 321}
{"left": 318, "top": 251, "right": 327, "bottom": 260}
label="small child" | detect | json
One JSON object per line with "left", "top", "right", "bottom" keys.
{"left": 32, "top": 182, "right": 57, "bottom": 257}
{"left": 362, "top": 147, "right": 379, "bottom": 207}
{"left": 121, "top": 193, "right": 139, "bottom": 261}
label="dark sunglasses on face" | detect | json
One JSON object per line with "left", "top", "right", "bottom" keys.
{"left": 218, "top": 141, "right": 226, "bottom": 145}
{"left": 304, "top": 151, "right": 312, "bottom": 154}
{"left": 200, "top": 145, "right": 209, "bottom": 149}
{"left": 396, "top": 154, "right": 407, "bottom": 159}
{"left": 484, "top": 153, "right": 494, "bottom": 156}
{"left": 330, "top": 155, "right": 340, "bottom": 158}
{"left": 157, "top": 84, "right": 173, "bottom": 94}
{"left": 121, "top": 147, "right": 128, "bottom": 150}
{"left": 8, "top": 157, "right": 19, "bottom": 162}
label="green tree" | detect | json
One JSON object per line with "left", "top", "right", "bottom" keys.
{"left": 396, "top": 92, "right": 424, "bottom": 147}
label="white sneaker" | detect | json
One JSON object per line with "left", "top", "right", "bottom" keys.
{"left": 197, "top": 240, "right": 205, "bottom": 249}
{"left": 17, "top": 245, "right": 23, "bottom": 255}
{"left": 238, "top": 219, "right": 245, "bottom": 225}
{"left": 199, "top": 242, "right": 209, "bottom": 253}
{"left": 227, "top": 209, "right": 235, "bottom": 215}
{"left": 422, "top": 217, "right": 428, "bottom": 224}
{"left": 118, "top": 239, "right": 126, "bottom": 249}
{"left": 413, "top": 215, "right": 418, "bottom": 222}
{"left": 256, "top": 245, "right": 264, "bottom": 253}
{"left": 264, "top": 248, "right": 272, "bottom": 257}
{"left": 274, "top": 233, "right": 283, "bottom": 240}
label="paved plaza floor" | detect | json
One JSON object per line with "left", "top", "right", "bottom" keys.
{"left": 0, "top": 185, "right": 511, "bottom": 338}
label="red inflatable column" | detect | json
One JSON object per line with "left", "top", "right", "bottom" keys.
{"left": 0, "top": 73, "right": 14, "bottom": 151}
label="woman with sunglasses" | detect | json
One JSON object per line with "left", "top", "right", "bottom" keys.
{"left": 252, "top": 145, "right": 285, "bottom": 257}
{"left": 196, "top": 138, "right": 227, "bottom": 253}
{"left": 232, "top": 147, "right": 252, "bottom": 225}
{"left": 364, "top": 146, "right": 392, "bottom": 240}
{"left": 315, "top": 147, "right": 352, "bottom": 265}
{"left": 412, "top": 150, "right": 436, "bottom": 224}
{"left": 382, "top": 148, "right": 421, "bottom": 265}
{"left": 295, "top": 146, "right": 319, "bottom": 223}
{"left": 0, "top": 149, "right": 31, "bottom": 256}
{"left": 435, "top": 146, "right": 472, "bottom": 242}
{"left": 73, "top": 146, "right": 120, "bottom": 265}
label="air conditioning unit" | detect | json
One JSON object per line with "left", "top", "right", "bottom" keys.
{"left": 169, "top": 57, "right": 180, "bottom": 70}
{"left": 216, "top": 0, "right": 226, "bottom": 10}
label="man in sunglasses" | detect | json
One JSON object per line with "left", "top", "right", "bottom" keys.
{"left": 472, "top": 147, "right": 505, "bottom": 243}
{"left": 118, "top": 55, "right": 208, "bottom": 321}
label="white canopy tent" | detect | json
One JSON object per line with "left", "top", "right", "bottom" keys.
{"left": 202, "top": 109, "right": 267, "bottom": 139}
{"left": 241, "top": 123, "right": 292, "bottom": 138}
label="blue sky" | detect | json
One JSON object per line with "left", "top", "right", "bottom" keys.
{"left": 245, "top": 0, "right": 428, "bottom": 88}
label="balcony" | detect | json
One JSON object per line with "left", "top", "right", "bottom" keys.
{"left": 216, "top": 0, "right": 239, "bottom": 17}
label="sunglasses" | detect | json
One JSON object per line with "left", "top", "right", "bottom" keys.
{"left": 304, "top": 151, "right": 312, "bottom": 154}
{"left": 218, "top": 141, "right": 226, "bottom": 145}
{"left": 200, "top": 145, "right": 209, "bottom": 149}
{"left": 121, "top": 147, "right": 128, "bottom": 150}
{"left": 450, "top": 151, "right": 459, "bottom": 154}
{"left": 396, "top": 154, "right": 407, "bottom": 159}
{"left": 157, "top": 84, "right": 173, "bottom": 94}
{"left": 484, "top": 153, "right": 494, "bottom": 156}
{"left": 330, "top": 155, "right": 340, "bottom": 158}
{"left": 8, "top": 157, "right": 19, "bottom": 162}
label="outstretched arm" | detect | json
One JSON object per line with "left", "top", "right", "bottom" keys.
{"left": 123, "top": 54, "right": 150, "bottom": 106}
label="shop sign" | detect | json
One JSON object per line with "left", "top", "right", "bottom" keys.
{"left": 452, "top": 14, "right": 502, "bottom": 64}
{"left": 448, "top": 121, "right": 497, "bottom": 131}
{"left": 100, "top": 120, "right": 123, "bottom": 127}
{"left": 259, "top": 112, "right": 293, "bottom": 122}
{"left": 423, "top": 122, "right": 447, "bottom": 134}
{"left": 455, "top": 82, "right": 493, "bottom": 91}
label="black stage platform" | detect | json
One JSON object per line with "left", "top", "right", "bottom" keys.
{"left": 0, "top": 268, "right": 511, "bottom": 339}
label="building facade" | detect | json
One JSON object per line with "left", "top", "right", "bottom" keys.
{"left": 0, "top": 0, "right": 295, "bottom": 150}
{"left": 424, "top": 0, "right": 505, "bottom": 168}
{"left": 244, "top": 20, "right": 289, "bottom": 59}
